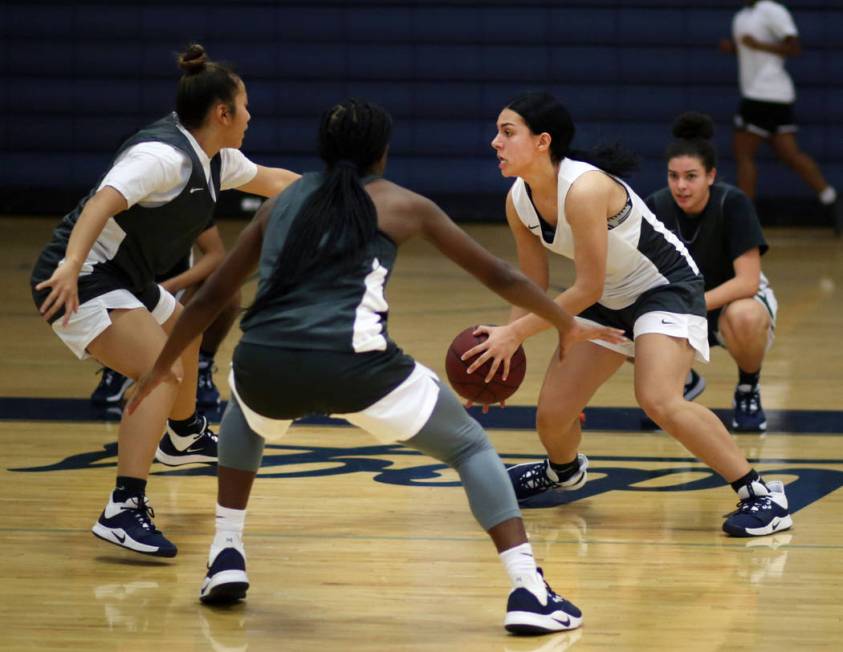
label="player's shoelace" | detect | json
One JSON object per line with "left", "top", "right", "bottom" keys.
{"left": 124, "top": 496, "right": 162, "bottom": 534}
{"left": 515, "top": 463, "right": 558, "bottom": 492}
{"left": 725, "top": 494, "right": 773, "bottom": 519}
{"left": 736, "top": 392, "right": 760, "bottom": 415}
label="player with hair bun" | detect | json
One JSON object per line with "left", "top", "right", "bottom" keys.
{"left": 31, "top": 43, "right": 299, "bottom": 557}
{"left": 647, "top": 111, "right": 777, "bottom": 433}
{"left": 128, "top": 98, "right": 622, "bottom": 634}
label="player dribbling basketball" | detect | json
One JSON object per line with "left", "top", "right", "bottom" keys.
{"left": 470, "top": 91, "right": 792, "bottom": 538}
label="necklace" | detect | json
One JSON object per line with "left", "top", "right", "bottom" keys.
{"left": 675, "top": 214, "right": 703, "bottom": 245}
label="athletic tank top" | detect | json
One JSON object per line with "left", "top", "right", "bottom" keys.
{"left": 31, "top": 114, "right": 221, "bottom": 300}
{"left": 240, "top": 173, "right": 400, "bottom": 354}
{"left": 510, "top": 158, "right": 700, "bottom": 310}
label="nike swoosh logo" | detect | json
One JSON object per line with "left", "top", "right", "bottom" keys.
{"left": 553, "top": 616, "right": 571, "bottom": 626}
{"left": 114, "top": 532, "right": 126, "bottom": 543}
{"left": 527, "top": 223, "right": 540, "bottom": 229}
{"left": 189, "top": 187, "right": 204, "bottom": 194}
{"left": 661, "top": 319, "right": 675, "bottom": 325}
{"left": 185, "top": 441, "right": 211, "bottom": 454}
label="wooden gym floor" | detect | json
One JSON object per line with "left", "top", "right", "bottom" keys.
{"left": 1, "top": 216, "right": 841, "bottom": 651}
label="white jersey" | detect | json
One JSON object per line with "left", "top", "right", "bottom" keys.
{"left": 733, "top": 0, "right": 799, "bottom": 103}
{"left": 511, "top": 159, "right": 699, "bottom": 311}
{"left": 100, "top": 115, "right": 258, "bottom": 209}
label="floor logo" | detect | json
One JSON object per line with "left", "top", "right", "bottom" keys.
{"left": 10, "top": 441, "right": 842, "bottom": 514}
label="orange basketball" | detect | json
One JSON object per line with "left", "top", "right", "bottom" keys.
{"left": 445, "top": 326, "right": 526, "bottom": 404}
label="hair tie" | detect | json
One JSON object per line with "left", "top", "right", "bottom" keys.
{"left": 334, "top": 159, "right": 359, "bottom": 172}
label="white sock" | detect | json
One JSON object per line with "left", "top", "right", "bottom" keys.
{"left": 499, "top": 542, "right": 547, "bottom": 604}
{"left": 211, "top": 503, "right": 246, "bottom": 561}
{"left": 819, "top": 186, "right": 837, "bottom": 205}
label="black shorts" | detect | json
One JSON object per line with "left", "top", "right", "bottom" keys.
{"left": 579, "top": 277, "right": 707, "bottom": 340}
{"left": 734, "top": 98, "right": 797, "bottom": 138}
{"left": 232, "top": 341, "right": 416, "bottom": 420}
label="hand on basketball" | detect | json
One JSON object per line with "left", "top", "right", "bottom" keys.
{"left": 125, "top": 365, "right": 181, "bottom": 415}
{"left": 34, "top": 260, "right": 82, "bottom": 325}
{"left": 462, "top": 324, "right": 521, "bottom": 383}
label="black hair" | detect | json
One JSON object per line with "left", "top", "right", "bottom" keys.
{"left": 175, "top": 43, "right": 242, "bottom": 130}
{"left": 506, "top": 91, "right": 638, "bottom": 178}
{"left": 244, "top": 99, "right": 392, "bottom": 319}
{"left": 665, "top": 112, "right": 718, "bottom": 172}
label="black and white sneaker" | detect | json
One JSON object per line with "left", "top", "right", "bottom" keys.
{"left": 732, "top": 387, "right": 767, "bottom": 432}
{"left": 196, "top": 355, "right": 221, "bottom": 409}
{"left": 504, "top": 568, "right": 583, "bottom": 634}
{"left": 200, "top": 544, "right": 249, "bottom": 605}
{"left": 723, "top": 480, "right": 792, "bottom": 537}
{"left": 155, "top": 416, "right": 218, "bottom": 466}
{"left": 507, "top": 455, "right": 588, "bottom": 503}
{"left": 92, "top": 493, "right": 177, "bottom": 557}
{"left": 91, "top": 367, "right": 134, "bottom": 406}
{"left": 683, "top": 369, "right": 706, "bottom": 401}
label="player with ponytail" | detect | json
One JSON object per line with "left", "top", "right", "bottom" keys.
{"left": 129, "top": 98, "right": 623, "bottom": 634}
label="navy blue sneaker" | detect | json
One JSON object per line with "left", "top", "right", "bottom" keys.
{"left": 723, "top": 480, "right": 792, "bottom": 537}
{"left": 732, "top": 387, "right": 767, "bottom": 432}
{"left": 155, "top": 416, "right": 218, "bottom": 466}
{"left": 92, "top": 493, "right": 177, "bottom": 557}
{"left": 504, "top": 568, "right": 582, "bottom": 634}
{"left": 200, "top": 545, "right": 249, "bottom": 605}
{"left": 683, "top": 369, "right": 706, "bottom": 401}
{"left": 196, "top": 355, "right": 221, "bottom": 408}
{"left": 507, "top": 455, "right": 588, "bottom": 503}
{"left": 91, "top": 367, "right": 133, "bottom": 406}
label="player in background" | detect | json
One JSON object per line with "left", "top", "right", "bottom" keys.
{"left": 647, "top": 112, "right": 776, "bottom": 433}
{"left": 721, "top": 0, "right": 841, "bottom": 235}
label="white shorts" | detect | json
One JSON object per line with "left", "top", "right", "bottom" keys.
{"left": 51, "top": 286, "right": 177, "bottom": 359}
{"left": 579, "top": 311, "right": 711, "bottom": 362}
{"left": 228, "top": 361, "right": 442, "bottom": 444}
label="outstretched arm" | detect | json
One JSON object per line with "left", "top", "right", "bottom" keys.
{"left": 416, "top": 194, "right": 623, "bottom": 382}
{"left": 237, "top": 165, "right": 300, "bottom": 198}
{"left": 419, "top": 198, "right": 574, "bottom": 333}
{"left": 126, "top": 196, "right": 277, "bottom": 413}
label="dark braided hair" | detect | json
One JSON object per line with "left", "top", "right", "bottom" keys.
{"left": 665, "top": 112, "right": 718, "bottom": 172}
{"left": 244, "top": 99, "right": 392, "bottom": 319}
{"left": 506, "top": 91, "right": 638, "bottom": 178}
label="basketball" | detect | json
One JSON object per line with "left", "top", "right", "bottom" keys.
{"left": 445, "top": 326, "right": 527, "bottom": 404}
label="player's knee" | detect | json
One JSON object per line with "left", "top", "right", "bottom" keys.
{"left": 636, "top": 387, "right": 678, "bottom": 424}
{"left": 218, "top": 399, "right": 265, "bottom": 471}
{"left": 405, "top": 386, "right": 492, "bottom": 468}
{"left": 169, "top": 359, "right": 186, "bottom": 384}
{"left": 776, "top": 149, "right": 801, "bottom": 167}
{"left": 722, "top": 303, "right": 768, "bottom": 341}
